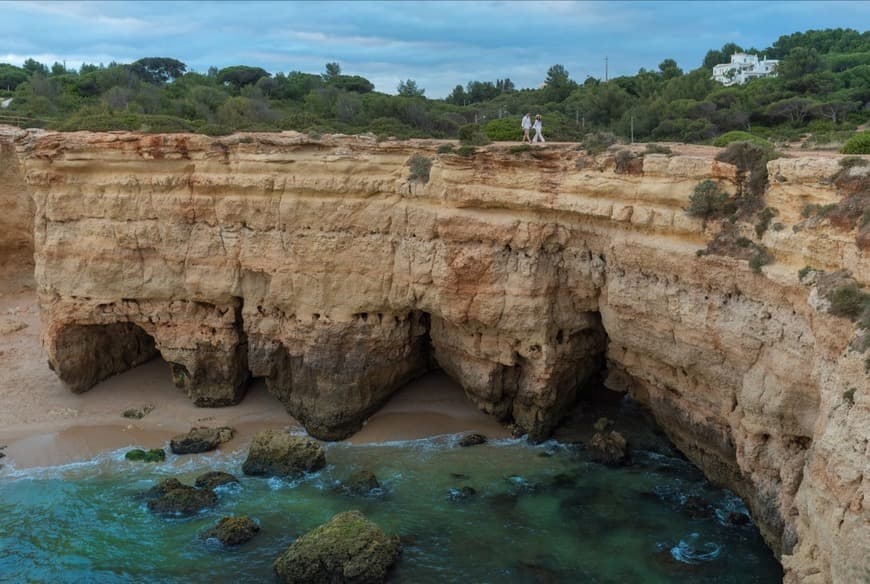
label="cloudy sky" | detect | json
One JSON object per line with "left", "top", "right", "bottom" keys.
{"left": 1, "top": 1, "right": 866, "bottom": 97}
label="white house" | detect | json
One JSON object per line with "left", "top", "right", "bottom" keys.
{"left": 712, "top": 53, "right": 779, "bottom": 86}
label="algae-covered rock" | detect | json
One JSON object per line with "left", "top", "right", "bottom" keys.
{"left": 242, "top": 430, "right": 326, "bottom": 478}
{"left": 201, "top": 515, "right": 260, "bottom": 546}
{"left": 122, "top": 404, "right": 154, "bottom": 419}
{"left": 195, "top": 471, "right": 239, "bottom": 490}
{"left": 145, "top": 478, "right": 218, "bottom": 516}
{"left": 125, "top": 448, "right": 166, "bottom": 462}
{"left": 273, "top": 510, "right": 400, "bottom": 584}
{"left": 343, "top": 470, "right": 380, "bottom": 495}
{"left": 588, "top": 431, "right": 629, "bottom": 466}
{"left": 458, "top": 433, "right": 487, "bottom": 447}
{"left": 170, "top": 426, "right": 234, "bottom": 454}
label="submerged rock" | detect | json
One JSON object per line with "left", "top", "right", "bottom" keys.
{"left": 170, "top": 426, "right": 235, "bottom": 454}
{"left": 125, "top": 448, "right": 166, "bottom": 463}
{"left": 194, "top": 471, "right": 239, "bottom": 490}
{"left": 343, "top": 470, "right": 380, "bottom": 495}
{"left": 242, "top": 430, "right": 326, "bottom": 478}
{"left": 682, "top": 495, "right": 714, "bottom": 519}
{"left": 588, "top": 431, "right": 629, "bottom": 466}
{"left": 447, "top": 486, "right": 477, "bottom": 502}
{"left": 273, "top": 510, "right": 401, "bottom": 584}
{"left": 726, "top": 511, "right": 751, "bottom": 526}
{"left": 201, "top": 516, "right": 260, "bottom": 546}
{"left": 458, "top": 433, "right": 487, "bottom": 447}
{"left": 145, "top": 478, "right": 218, "bottom": 516}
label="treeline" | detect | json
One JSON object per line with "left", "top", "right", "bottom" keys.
{"left": 0, "top": 28, "right": 868, "bottom": 146}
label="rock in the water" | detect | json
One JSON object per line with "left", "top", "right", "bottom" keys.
{"left": 145, "top": 479, "right": 218, "bottom": 516}
{"left": 195, "top": 471, "right": 239, "bottom": 490}
{"left": 593, "top": 416, "right": 612, "bottom": 432}
{"left": 201, "top": 516, "right": 260, "bottom": 546}
{"left": 273, "top": 510, "right": 401, "bottom": 584}
{"left": 588, "top": 431, "right": 629, "bottom": 466}
{"left": 242, "top": 430, "right": 326, "bottom": 478}
{"left": 447, "top": 486, "right": 477, "bottom": 502}
{"left": 125, "top": 448, "right": 166, "bottom": 462}
{"left": 122, "top": 404, "right": 154, "bottom": 419}
{"left": 727, "top": 511, "right": 751, "bottom": 526}
{"left": 170, "top": 426, "right": 235, "bottom": 454}
{"left": 682, "top": 495, "right": 713, "bottom": 519}
{"left": 458, "top": 433, "right": 487, "bottom": 447}
{"left": 344, "top": 470, "right": 380, "bottom": 495}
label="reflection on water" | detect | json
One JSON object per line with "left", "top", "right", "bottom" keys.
{"left": 0, "top": 434, "right": 781, "bottom": 583}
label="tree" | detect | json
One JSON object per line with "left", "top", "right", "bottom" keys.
{"left": 658, "top": 59, "right": 683, "bottom": 80}
{"left": 812, "top": 100, "right": 858, "bottom": 124}
{"left": 446, "top": 84, "right": 467, "bottom": 105}
{"left": 777, "top": 47, "right": 824, "bottom": 80}
{"left": 131, "top": 57, "right": 187, "bottom": 84}
{"left": 323, "top": 62, "right": 341, "bottom": 83}
{"left": 397, "top": 79, "right": 425, "bottom": 97}
{"left": 22, "top": 58, "right": 48, "bottom": 76}
{"left": 543, "top": 64, "right": 576, "bottom": 102}
{"left": 766, "top": 97, "right": 817, "bottom": 124}
{"left": 0, "top": 64, "right": 29, "bottom": 90}
{"left": 496, "top": 78, "right": 515, "bottom": 92}
{"left": 50, "top": 62, "right": 66, "bottom": 76}
{"left": 217, "top": 65, "right": 270, "bottom": 88}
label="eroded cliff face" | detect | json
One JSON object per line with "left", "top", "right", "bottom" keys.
{"left": 4, "top": 130, "right": 868, "bottom": 582}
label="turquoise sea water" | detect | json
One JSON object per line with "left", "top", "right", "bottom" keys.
{"left": 0, "top": 434, "right": 781, "bottom": 583}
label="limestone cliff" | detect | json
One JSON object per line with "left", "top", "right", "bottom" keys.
{"left": 3, "top": 129, "right": 868, "bottom": 582}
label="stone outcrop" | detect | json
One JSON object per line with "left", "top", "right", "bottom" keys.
{"left": 170, "top": 426, "right": 234, "bottom": 454}
{"left": 2, "top": 129, "right": 868, "bottom": 582}
{"left": 242, "top": 430, "right": 326, "bottom": 477}
{"left": 201, "top": 516, "right": 260, "bottom": 546}
{"left": 273, "top": 510, "right": 401, "bottom": 584}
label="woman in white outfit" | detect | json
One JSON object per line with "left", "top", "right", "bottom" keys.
{"left": 521, "top": 112, "right": 532, "bottom": 143}
{"left": 532, "top": 114, "right": 545, "bottom": 143}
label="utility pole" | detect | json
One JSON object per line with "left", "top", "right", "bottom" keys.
{"left": 605, "top": 56, "right": 608, "bottom": 82}
{"left": 630, "top": 115, "right": 635, "bottom": 144}
{"left": 575, "top": 108, "right": 579, "bottom": 127}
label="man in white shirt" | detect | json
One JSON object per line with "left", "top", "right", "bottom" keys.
{"left": 521, "top": 112, "right": 532, "bottom": 143}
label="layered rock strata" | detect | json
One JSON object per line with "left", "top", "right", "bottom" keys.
{"left": 2, "top": 129, "right": 867, "bottom": 582}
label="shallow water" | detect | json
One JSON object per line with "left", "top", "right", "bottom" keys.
{"left": 0, "top": 435, "right": 782, "bottom": 583}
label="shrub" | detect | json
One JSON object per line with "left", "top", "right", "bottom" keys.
{"left": 644, "top": 143, "right": 672, "bottom": 155}
{"left": 614, "top": 149, "right": 642, "bottom": 174}
{"left": 686, "top": 180, "right": 731, "bottom": 219}
{"left": 827, "top": 283, "right": 870, "bottom": 321}
{"left": 483, "top": 118, "right": 520, "bottom": 142}
{"left": 798, "top": 266, "right": 815, "bottom": 281}
{"left": 839, "top": 156, "right": 869, "bottom": 170}
{"left": 755, "top": 207, "right": 778, "bottom": 238}
{"left": 843, "top": 387, "right": 856, "bottom": 406}
{"left": 581, "top": 131, "right": 617, "bottom": 155}
{"left": 840, "top": 132, "right": 870, "bottom": 155}
{"left": 408, "top": 154, "right": 432, "bottom": 182}
{"left": 437, "top": 143, "right": 454, "bottom": 154}
{"left": 457, "top": 145, "right": 477, "bottom": 157}
{"left": 713, "top": 131, "right": 770, "bottom": 148}
{"left": 715, "top": 141, "right": 780, "bottom": 210}
{"left": 458, "top": 123, "right": 491, "bottom": 146}
{"left": 749, "top": 247, "right": 773, "bottom": 273}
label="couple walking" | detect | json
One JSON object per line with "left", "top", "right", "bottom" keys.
{"left": 521, "top": 113, "right": 544, "bottom": 143}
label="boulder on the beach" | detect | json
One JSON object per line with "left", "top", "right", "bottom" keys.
{"left": 125, "top": 448, "right": 166, "bottom": 463}
{"left": 145, "top": 478, "right": 218, "bottom": 516}
{"left": 273, "top": 510, "right": 400, "bottom": 584}
{"left": 201, "top": 516, "right": 260, "bottom": 546}
{"left": 170, "top": 426, "right": 234, "bottom": 454}
{"left": 242, "top": 430, "right": 326, "bottom": 478}
{"left": 122, "top": 404, "right": 154, "bottom": 419}
{"left": 588, "top": 431, "right": 629, "bottom": 466}
{"left": 458, "top": 433, "right": 487, "bottom": 447}
{"left": 195, "top": 471, "right": 239, "bottom": 490}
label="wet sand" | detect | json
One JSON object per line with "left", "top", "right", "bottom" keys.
{"left": 0, "top": 262, "right": 509, "bottom": 469}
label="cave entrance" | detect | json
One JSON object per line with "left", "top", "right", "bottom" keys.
{"left": 50, "top": 322, "right": 161, "bottom": 393}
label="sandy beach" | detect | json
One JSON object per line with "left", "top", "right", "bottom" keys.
{"left": 0, "top": 260, "right": 509, "bottom": 469}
